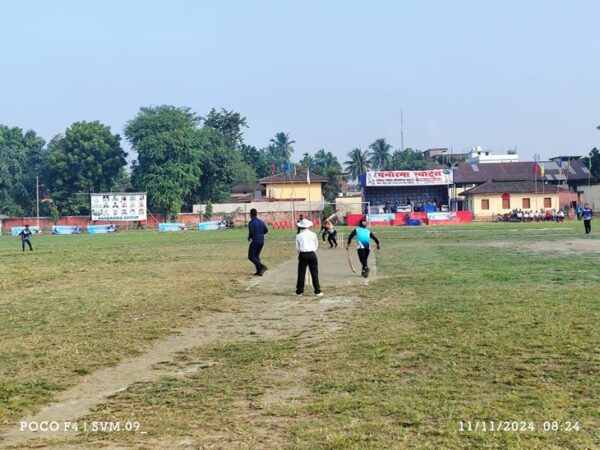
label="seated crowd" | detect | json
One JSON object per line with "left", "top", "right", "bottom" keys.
{"left": 494, "top": 209, "right": 566, "bottom": 222}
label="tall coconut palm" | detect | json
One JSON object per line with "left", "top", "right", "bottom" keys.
{"left": 344, "top": 148, "right": 370, "bottom": 180}
{"left": 270, "top": 132, "right": 295, "bottom": 160}
{"left": 368, "top": 138, "right": 392, "bottom": 170}
{"left": 301, "top": 152, "right": 315, "bottom": 171}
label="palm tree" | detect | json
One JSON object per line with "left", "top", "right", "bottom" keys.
{"left": 344, "top": 148, "right": 370, "bottom": 180}
{"left": 301, "top": 152, "right": 315, "bottom": 171}
{"left": 368, "top": 138, "right": 392, "bottom": 170}
{"left": 270, "top": 132, "right": 295, "bottom": 160}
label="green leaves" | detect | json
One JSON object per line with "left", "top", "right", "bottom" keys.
{"left": 43, "top": 121, "right": 126, "bottom": 215}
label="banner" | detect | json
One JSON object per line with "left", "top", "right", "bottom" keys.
{"left": 427, "top": 212, "right": 457, "bottom": 221}
{"left": 367, "top": 213, "right": 394, "bottom": 223}
{"left": 199, "top": 221, "right": 227, "bottom": 231}
{"left": 366, "top": 170, "right": 453, "bottom": 186}
{"left": 91, "top": 193, "right": 147, "bottom": 221}
{"left": 52, "top": 225, "right": 82, "bottom": 235}
{"left": 87, "top": 224, "right": 117, "bottom": 234}
{"left": 159, "top": 223, "right": 186, "bottom": 232}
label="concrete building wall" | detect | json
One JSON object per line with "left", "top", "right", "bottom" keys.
{"left": 264, "top": 183, "right": 323, "bottom": 202}
{"left": 579, "top": 185, "right": 600, "bottom": 210}
{"left": 467, "top": 192, "right": 560, "bottom": 218}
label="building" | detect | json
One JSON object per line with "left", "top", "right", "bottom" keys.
{"left": 459, "top": 180, "right": 569, "bottom": 218}
{"left": 423, "top": 148, "right": 468, "bottom": 164}
{"left": 451, "top": 159, "right": 590, "bottom": 211}
{"left": 257, "top": 171, "right": 327, "bottom": 202}
{"left": 467, "top": 146, "right": 519, "bottom": 164}
{"left": 361, "top": 169, "right": 453, "bottom": 212}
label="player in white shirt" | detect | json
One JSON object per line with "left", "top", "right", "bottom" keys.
{"left": 295, "top": 219, "right": 323, "bottom": 297}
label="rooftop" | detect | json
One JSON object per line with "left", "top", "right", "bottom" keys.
{"left": 459, "top": 180, "right": 566, "bottom": 196}
{"left": 258, "top": 171, "right": 328, "bottom": 184}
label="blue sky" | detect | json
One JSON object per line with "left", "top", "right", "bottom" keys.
{"left": 1, "top": 0, "right": 599, "bottom": 163}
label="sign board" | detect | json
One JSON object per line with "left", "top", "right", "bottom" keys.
{"left": 366, "top": 170, "right": 453, "bottom": 186}
{"left": 91, "top": 193, "right": 147, "bottom": 221}
{"left": 159, "top": 223, "right": 185, "bottom": 232}
{"left": 427, "top": 212, "right": 457, "bottom": 221}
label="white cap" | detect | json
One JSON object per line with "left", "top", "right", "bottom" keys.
{"left": 297, "top": 219, "right": 313, "bottom": 228}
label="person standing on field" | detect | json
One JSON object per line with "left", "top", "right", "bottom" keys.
{"left": 19, "top": 224, "right": 34, "bottom": 252}
{"left": 347, "top": 219, "right": 380, "bottom": 278}
{"left": 582, "top": 203, "right": 593, "bottom": 234}
{"left": 295, "top": 219, "right": 323, "bottom": 297}
{"left": 248, "top": 208, "right": 268, "bottom": 276}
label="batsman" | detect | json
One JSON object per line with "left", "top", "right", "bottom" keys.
{"left": 347, "top": 219, "right": 380, "bottom": 278}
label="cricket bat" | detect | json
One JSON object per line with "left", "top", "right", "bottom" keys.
{"left": 346, "top": 248, "right": 357, "bottom": 273}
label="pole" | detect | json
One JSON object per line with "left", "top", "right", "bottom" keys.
{"left": 400, "top": 109, "right": 404, "bottom": 152}
{"left": 36, "top": 176, "right": 40, "bottom": 227}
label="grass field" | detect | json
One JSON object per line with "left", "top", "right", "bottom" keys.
{"left": 0, "top": 222, "right": 599, "bottom": 449}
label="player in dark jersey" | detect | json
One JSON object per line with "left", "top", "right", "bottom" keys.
{"left": 19, "top": 225, "right": 34, "bottom": 252}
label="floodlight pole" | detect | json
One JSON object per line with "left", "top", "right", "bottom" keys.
{"left": 36, "top": 176, "right": 40, "bottom": 227}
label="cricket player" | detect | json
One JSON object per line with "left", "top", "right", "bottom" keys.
{"left": 19, "top": 225, "right": 34, "bottom": 252}
{"left": 248, "top": 208, "right": 268, "bottom": 276}
{"left": 347, "top": 219, "right": 380, "bottom": 278}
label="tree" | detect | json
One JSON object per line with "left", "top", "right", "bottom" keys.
{"left": 368, "top": 138, "right": 392, "bottom": 170}
{"left": 313, "top": 148, "right": 341, "bottom": 175}
{"left": 344, "top": 148, "right": 370, "bottom": 180}
{"left": 126, "top": 106, "right": 202, "bottom": 219}
{"left": 0, "top": 125, "right": 46, "bottom": 216}
{"left": 43, "top": 121, "right": 126, "bottom": 215}
{"left": 202, "top": 108, "right": 248, "bottom": 150}
{"left": 270, "top": 132, "right": 295, "bottom": 160}
{"left": 241, "top": 144, "right": 271, "bottom": 178}
{"left": 300, "top": 152, "right": 315, "bottom": 172}
{"left": 390, "top": 148, "right": 428, "bottom": 170}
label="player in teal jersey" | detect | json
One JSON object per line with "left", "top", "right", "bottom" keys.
{"left": 347, "top": 219, "right": 380, "bottom": 278}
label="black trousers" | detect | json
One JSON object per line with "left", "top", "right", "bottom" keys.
{"left": 296, "top": 251, "right": 321, "bottom": 294}
{"left": 327, "top": 230, "right": 337, "bottom": 247}
{"left": 357, "top": 248, "right": 370, "bottom": 271}
{"left": 584, "top": 219, "right": 591, "bottom": 234}
{"left": 248, "top": 241, "right": 265, "bottom": 272}
{"left": 321, "top": 228, "right": 327, "bottom": 242}
{"left": 22, "top": 239, "right": 33, "bottom": 251}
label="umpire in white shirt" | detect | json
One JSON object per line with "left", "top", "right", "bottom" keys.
{"left": 295, "top": 219, "right": 323, "bottom": 297}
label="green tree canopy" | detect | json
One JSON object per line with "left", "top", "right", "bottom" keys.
{"left": 368, "top": 138, "right": 392, "bottom": 170}
{"left": 44, "top": 121, "right": 126, "bottom": 215}
{"left": 0, "top": 125, "right": 46, "bottom": 216}
{"left": 269, "top": 132, "right": 295, "bottom": 161}
{"left": 202, "top": 108, "right": 248, "bottom": 150}
{"left": 126, "top": 106, "right": 202, "bottom": 218}
{"left": 344, "top": 148, "right": 370, "bottom": 180}
{"left": 584, "top": 147, "right": 600, "bottom": 180}
{"left": 390, "top": 147, "right": 428, "bottom": 170}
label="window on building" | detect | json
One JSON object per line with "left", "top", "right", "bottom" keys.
{"left": 481, "top": 199, "right": 490, "bottom": 210}
{"left": 502, "top": 193, "right": 510, "bottom": 209}
{"left": 544, "top": 197, "right": 552, "bottom": 208}
{"left": 522, "top": 198, "right": 530, "bottom": 209}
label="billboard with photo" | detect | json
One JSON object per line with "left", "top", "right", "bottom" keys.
{"left": 91, "top": 193, "right": 147, "bottom": 221}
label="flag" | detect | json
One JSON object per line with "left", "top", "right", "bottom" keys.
{"left": 292, "top": 164, "right": 297, "bottom": 177}
{"left": 589, "top": 158, "right": 593, "bottom": 170}
{"left": 540, "top": 163, "right": 545, "bottom": 177}
{"left": 271, "top": 162, "right": 275, "bottom": 176}
{"left": 306, "top": 166, "right": 311, "bottom": 184}
{"left": 558, "top": 158, "right": 563, "bottom": 174}
{"left": 533, "top": 162, "right": 539, "bottom": 174}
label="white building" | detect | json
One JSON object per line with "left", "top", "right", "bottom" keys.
{"left": 467, "top": 146, "right": 519, "bottom": 164}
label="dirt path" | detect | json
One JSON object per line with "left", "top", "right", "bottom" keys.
{"left": 1, "top": 247, "right": 376, "bottom": 449}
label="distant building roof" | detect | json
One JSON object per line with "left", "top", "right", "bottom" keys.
{"left": 454, "top": 160, "right": 590, "bottom": 184}
{"left": 231, "top": 183, "right": 255, "bottom": 194}
{"left": 459, "top": 180, "right": 566, "bottom": 196}
{"left": 258, "top": 171, "right": 328, "bottom": 184}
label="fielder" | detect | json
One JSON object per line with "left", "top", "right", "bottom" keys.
{"left": 347, "top": 219, "right": 380, "bottom": 278}
{"left": 19, "top": 225, "right": 34, "bottom": 252}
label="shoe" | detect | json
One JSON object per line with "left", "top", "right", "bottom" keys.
{"left": 258, "top": 266, "right": 267, "bottom": 276}
{"left": 363, "top": 267, "right": 370, "bottom": 278}
{"left": 253, "top": 272, "right": 260, "bottom": 276}
{"left": 315, "top": 292, "right": 324, "bottom": 297}
{"left": 296, "top": 293, "right": 303, "bottom": 297}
